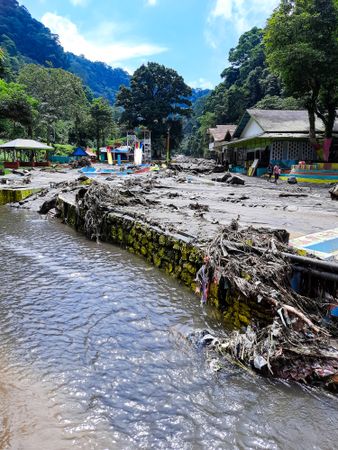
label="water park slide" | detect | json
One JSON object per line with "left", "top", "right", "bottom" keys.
{"left": 107, "top": 148, "right": 113, "bottom": 165}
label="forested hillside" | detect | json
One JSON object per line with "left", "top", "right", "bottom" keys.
{"left": 181, "top": 26, "right": 303, "bottom": 156}
{"left": 0, "top": 0, "right": 130, "bottom": 103}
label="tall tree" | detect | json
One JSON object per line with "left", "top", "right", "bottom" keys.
{"left": 264, "top": 0, "right": 338, "bottom": 152}
{"left": 90, "top": 97, "right": 113, "bottom": 154}
{"left": 116, "top": 62, "right": 192, "bottom": 157}
{"left": 0, "top": 79, "right": 38, "bottom": 137}
{"left": 203, "top": 27, "right": 283, "bottom": 127}
{"left": 18, "top": 64, "right": 89, "bottom": 144}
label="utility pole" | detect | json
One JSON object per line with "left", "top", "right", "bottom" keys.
{"left": 166, "top": 123, "right": 171, "bottom": 164}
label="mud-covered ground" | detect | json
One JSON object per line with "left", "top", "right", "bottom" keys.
{"left": 6, "top": 160, "right": 338, "bottom": 239}
{"left": 5, "top": 162, "right": 337, "bottom": 242}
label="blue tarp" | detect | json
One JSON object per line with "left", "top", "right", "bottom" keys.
{"left": 71, "top": 147, "right": 87, "bottom": 157}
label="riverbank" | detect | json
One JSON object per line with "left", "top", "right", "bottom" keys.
{"left": 5, "top": 160, "right": 338, "bottom": 388}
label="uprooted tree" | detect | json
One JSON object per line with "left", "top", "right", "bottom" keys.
{"left": 264, "top": 0, "right": 338, "bottom": 159}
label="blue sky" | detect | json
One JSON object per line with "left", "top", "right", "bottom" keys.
{"left": 19, "top": 0, "right": 279, "bottom": 89}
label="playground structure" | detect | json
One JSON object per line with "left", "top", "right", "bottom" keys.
{"left": 127, "top": 129, "right": 152, "bottom": 163}
{"left": 99, "top": 129, "right": 152, "bottom": 166}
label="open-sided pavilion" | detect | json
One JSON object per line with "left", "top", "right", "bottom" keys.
{"left": 0, "top": 139, "right": 53, "bottom": 169}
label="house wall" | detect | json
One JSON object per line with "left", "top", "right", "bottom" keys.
{"left": 232, "top": 140, "right": 317, "bottom": 169}
{"left": 241, "top": 118, "right": 264, "bottom": 139}
{"left": 270, "top": 141, "right": 316, "bottom": 167}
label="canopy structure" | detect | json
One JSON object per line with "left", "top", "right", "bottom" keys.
{"left": 100, "top": 146, "right": 131, "bottom": 153}
{"left": 0, "top": 139, "right": 53, "bottom": 150}
{"left": 71, "top": 147, "right": 88, "bottom": 157}
{"left": 0, "top": 139, "right": 53, "bottom": 168}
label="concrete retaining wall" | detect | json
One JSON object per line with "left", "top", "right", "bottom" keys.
{"left": 0, "top": 188, "right": 40, "bottom": 205}
{"left": 57, "top": 194, "right": 273, "bottom": 329}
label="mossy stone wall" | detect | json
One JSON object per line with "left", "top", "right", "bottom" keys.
{"left": 0, "top": 188, "right": 40, "bottom": 205}
{"left": 57, "top": 195, "right": 273, "bottom": 329}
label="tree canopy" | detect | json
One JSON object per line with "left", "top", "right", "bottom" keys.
{"left": 90, "top": 97, "right": 114, "bottom": 152}
{"left": 181, "top": 27, "right": 289, "bottom": 156}
{"left": 264, "top": 0, "right": 338, "bottom": 141}
{"left": 0, "top": 78, "right": 38, "bottom": 137}
{"left": 203, "top": 27, "right": 283, "bottom": 127}
{"left": 116, "top": 62, "right": 192, "bottom": 156}
{"left": 18, "top": 64, "right": 89, "bottom": 143}
{"left": 0, "top": 0, "right": 130, "bottom": 103}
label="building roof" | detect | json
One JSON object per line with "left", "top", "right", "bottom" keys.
{"left": 233, "top": 109, "right": 338, "bottom": 139}
{"left": 71, "top": 147, "right": 88, "bottom": 157}
{"left": 208, "top": 125, "right": 237, "bottom": 142}
{"left": 227, "top": 132, "right": 315, "bottom": 148}
{"left": 0, "top": 139, "right": 53, "bottom": 150}
{"left": 85, "top": 148, "right": 96, "bottom": 157}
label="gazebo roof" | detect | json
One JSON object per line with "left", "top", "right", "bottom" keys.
{"left": 0, "top": 139, "right": 53, "bottom": 150}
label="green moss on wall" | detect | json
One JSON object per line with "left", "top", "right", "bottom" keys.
{"left": 58, "top": 195, "right": 272, "bottom": 330}
{"left": 0, "top": 188, "right": 40, "bottom": 205}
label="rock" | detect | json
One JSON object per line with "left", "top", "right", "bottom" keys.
{"left": 168, "top": 192, "right": 179, "bottom": 198}
{"left": 189, "top": 203, "right": 209, "bottom": 212}
{"left": 22, "top": 176, "right": 31, "bottom": 184}
{"left": 287, "top": 176, "right": 298, "bottom": 184}
{"left": 329, "top": 184, "right": 338, "bottom": 200}
{"left": 213, "top": 165, "right": 227, "bottom": 173}
{"left": 227, "top": 175, "right": 245, "bottom": 185}
{"left": 39, "top": 196, "right": 57, "bottom": 214}
{"left": 77, "top": 175, "right": 90, "bottom": 182}
{"left": 47, "top": 208, "right": 61, "bottom": 218}
{"left": 213, "top": 172, "right": 232, "bottom": 183}
{"left": 279, "top": 192, "right": 308, "bottom": 198}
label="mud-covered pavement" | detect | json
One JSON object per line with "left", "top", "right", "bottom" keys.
{"left": 6, "top": 163, "right": 338, "bottom": 243}
{"left": 119, "top": 172, "right": 337, "bottom": 241}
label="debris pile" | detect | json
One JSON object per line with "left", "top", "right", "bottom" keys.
{"left": 169, "top": 156, "right": 218, "bottom": 174}
{"left": 195, "top": 222, "right": 338, "bottom": 388}
{"left": 70, "top": 157, "right": 91, "bottom": 169}
{"left": 77, "top": 181, "right": 150, "bottom": 240}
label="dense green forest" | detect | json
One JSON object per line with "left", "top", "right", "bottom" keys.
{"left": 0, "top": 0, "right": 337, "bottom": 158}
{"left": 183, "top": 0, "right": 338, "bottom": 156}
{"left": 181, "top": 26, "right": 304, "bottom": 156}
{"left": 0, "top": 0, "right": 130, "bottom": 103}
{"left": 0, "top": 0, "right": 195, "bottom": 153}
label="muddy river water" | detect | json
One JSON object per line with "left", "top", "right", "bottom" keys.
{"left": 0, "top": 207, "right": 338, "bottom": 450}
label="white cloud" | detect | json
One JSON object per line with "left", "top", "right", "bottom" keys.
{"left": 70, "top": 0, "right": 87, "bottom": 6}
{"left": 207, "top": 0, "right": 279, "bottom": 46}
{"left": 146, "top": 0, "right": 158, "bottom": 6}
{"left": 189, "top": 78, "right": 214, "bottom": 90}
{"left": 41, "top": 13, "right": 167, "bottom": 65}
{"left": 210, "top": 0, "right": 233, "bottom": 20}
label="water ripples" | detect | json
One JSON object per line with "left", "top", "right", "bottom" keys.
{"left": 0, "top": 207, "right": 338, "bottom": 449}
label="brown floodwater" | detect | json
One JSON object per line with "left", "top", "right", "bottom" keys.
{"left": 0, "top": 206, "right": 337, "bottom": 449}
